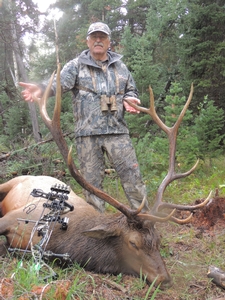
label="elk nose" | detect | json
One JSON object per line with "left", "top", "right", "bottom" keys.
{"left": 158, "top": 275, "right": 173, "bottom": 290}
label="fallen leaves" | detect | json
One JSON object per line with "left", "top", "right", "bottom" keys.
{"left": 0, "top": 277, "right": 71, "bottom": 300}
{"left": 0, "top": 278, "right": 14, "bottom": 298}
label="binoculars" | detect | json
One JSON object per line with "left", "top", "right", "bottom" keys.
{"left": 101, "top": 95, "right": 117, "bottom": 112}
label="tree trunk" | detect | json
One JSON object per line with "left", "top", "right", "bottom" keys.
{"left": 9, "top": 2, "right": 41, "bottom": 143}
{"left": 13, "top": 47, "right": 41, "bottom": 143}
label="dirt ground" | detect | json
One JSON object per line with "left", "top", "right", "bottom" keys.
{"left": 163, "top": 195, "right": 225, "bottom": 300}
{"left": 1, "top": 196, "right": 225, "bottom": 299}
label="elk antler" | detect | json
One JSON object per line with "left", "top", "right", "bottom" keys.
{"left": 33, "top": 64, "right": 146, "bottom": 220}
{"left": 125, "top": 85, "right": 211, "bottom": 223}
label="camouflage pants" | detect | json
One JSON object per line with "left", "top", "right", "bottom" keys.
{"left": 76, "top": 134, "right": 149, "bottom": 213}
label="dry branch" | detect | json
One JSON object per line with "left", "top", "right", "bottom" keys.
{"left": 0, "top": 132, "right": 74, "bottom": 162}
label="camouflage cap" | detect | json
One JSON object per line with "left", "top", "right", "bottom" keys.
{"left": 87, "top": 22, "right": 111, "bottom": 36}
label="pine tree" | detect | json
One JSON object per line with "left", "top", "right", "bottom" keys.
{"left": 178, "top": 0, "right": 225, "bottom": 111}
{"left": 194, "top": 96, "right": 225, "bottom": 161}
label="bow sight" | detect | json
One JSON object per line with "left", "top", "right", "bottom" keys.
{"left": 31, "top": 183, "right": 74, "bottom": 230}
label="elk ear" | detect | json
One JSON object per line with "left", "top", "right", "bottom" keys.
{"left": 82, "top": 224, "right": 121, "bottom": 239}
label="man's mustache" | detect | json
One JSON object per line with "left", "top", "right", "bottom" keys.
{"left": 94, "top": 42, "right": 104, "bottom": 47}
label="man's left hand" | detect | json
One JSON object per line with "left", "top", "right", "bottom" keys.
{"left": 124, "top": 97, "right": 141, "bottom": 114}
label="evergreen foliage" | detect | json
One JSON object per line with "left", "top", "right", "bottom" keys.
{"left": 5, "top": 100, "right": 31, "bottom": 144}
{"left": 178, "top": 0, "right": 225, "bottom": 111}
{"left": 134, "top": 82, "right": 199, "bottom": 188}
{"left": 194, "top": 96, "right": 225, "bottom": 161}
{"left": 0, "top": 0, "right": 224, "bottom": 179}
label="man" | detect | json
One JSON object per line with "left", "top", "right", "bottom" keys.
{"left": 19, "top": 22, "right": 149, "bottom": 213}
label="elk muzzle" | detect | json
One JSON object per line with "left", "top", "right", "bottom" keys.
{"left": 154, "top": 273, "right": 173, "bottom": 290}
{"left": 144, "top": 257, "right": 173, "bottom": 290}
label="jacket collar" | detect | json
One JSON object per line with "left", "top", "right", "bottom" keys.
{"left": 78, "top": 49, "right": 123, "bottom": 68}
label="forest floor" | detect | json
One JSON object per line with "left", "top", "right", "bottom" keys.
{"left": 1, "top": 195, "right": 225, "bottom": 299}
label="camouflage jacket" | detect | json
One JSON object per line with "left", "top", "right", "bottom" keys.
{"left": 50, "top": 49, "right": 139, "bottom": 138}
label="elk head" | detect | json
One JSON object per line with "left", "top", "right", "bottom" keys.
{"left": 32, "top": 64, "right": 210, "bottom": 288}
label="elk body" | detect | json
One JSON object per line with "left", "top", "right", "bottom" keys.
{"left": 0, "top": 175, "right": 172, "bottom": 289}
{"left": 0, "top": 65, "right": 210, "bottom": 289}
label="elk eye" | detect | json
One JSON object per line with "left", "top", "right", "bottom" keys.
{"left": 130, "top": 241, "right": 138, "bottom": 250}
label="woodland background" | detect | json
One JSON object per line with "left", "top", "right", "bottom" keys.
{"left": 0, "top": 0, "right": 225, "bottom": 193}
{"left": 1, "top": 1, "right": 225, "bottom": 299}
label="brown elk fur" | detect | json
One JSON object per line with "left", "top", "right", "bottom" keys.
{"left": 0, "top": 175, "right": 172, "bottom": 289}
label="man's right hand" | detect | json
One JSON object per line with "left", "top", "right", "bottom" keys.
{"left": 19, "top": 82, "right": 42, "bottom": 102}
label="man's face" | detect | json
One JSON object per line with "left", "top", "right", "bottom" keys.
{"left": 87, "top": 31, "right": 110, "bottom": 60}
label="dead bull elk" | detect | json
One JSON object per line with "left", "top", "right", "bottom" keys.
{"left": 0, "top": 65, "right": 210, "bottom": 289}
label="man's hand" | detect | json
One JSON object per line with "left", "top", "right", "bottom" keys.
{"left": 123, "top": 97, "right": 141, "bottom": 114}
{"left": 19, "top": 82, "right": 42, "bottom": 102}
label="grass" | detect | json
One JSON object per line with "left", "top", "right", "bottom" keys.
{"left": 103, "top": 157, "right": 225, "bottom": 210}
{"left": 4, "top": 224, "right": 224, "bottom": 299}
{"left": 157, "top": 223, "right": 225, "bottom": 299}
{"left": 0, "top": 258, "right": 158, "bottom": 299}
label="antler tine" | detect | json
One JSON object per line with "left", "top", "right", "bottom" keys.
{"left": 138, "top": 191, "right": 212, "bottom": 224}
{"left": 124, "top": 87, "right": 170, "bottom": 135}
{"left": 133, "top": 196, "right": 148, "bottom": 215}
{"left": 36, "top": 63, "right": 143, "bottom": 220}
{"left": 158, "top": 190, "right": 212, "bottom": 211}
{"left": 33, "top": 71, "right": 56, "bottom": 125}
{"left": 137, "top": 209, "right": 176, "bottom": 222}
{"left": 36, "top": 65, "right": 71, "bottom": 164}
{"left": 52, "top": 63, "right": 62, "bottom": 127}
{"left": 173, "top": 83, "right": 194, "bottom": 132}
{"left": 151, "top": 157, "right": 199, "bottom": 213}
